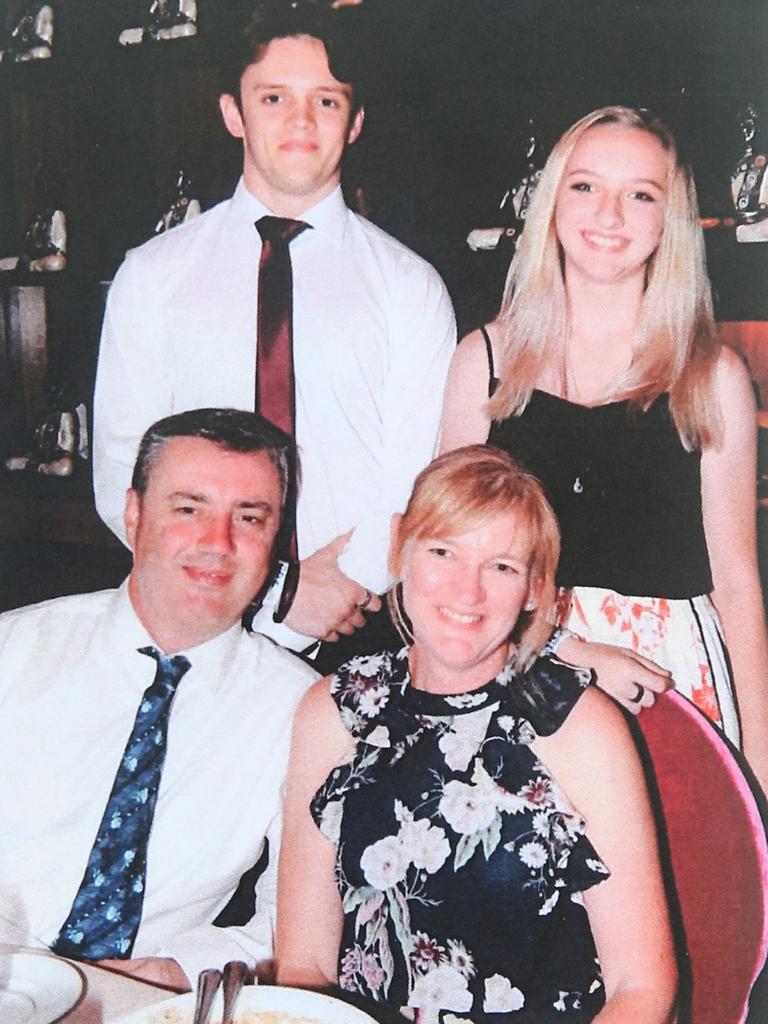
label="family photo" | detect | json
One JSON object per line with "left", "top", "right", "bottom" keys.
{"left": 0, "top": 2, "right": 767, "bottom": 1022}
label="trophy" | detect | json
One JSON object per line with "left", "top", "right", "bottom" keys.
{"left": 0, "top": 207, "right": 66, "bottom": 272}
{"left": 467, "top": 120, "right": 542, "bottom": 253}
{"left": 0, "top": 2, "right": 53, "bottom": 63}
{"left": 153, "top": 169, "right": 201, "bottom": 235}
{"left": 5, "top": 381, "right": 87, "bottom": 477}
{"left": 731, "top": 105, "right": 768, "bottom": 242}
{"left": 119, "top": 0, "right": 198, "bottom": 46}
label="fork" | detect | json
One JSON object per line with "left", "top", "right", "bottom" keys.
{"left": 192, "top": 967, "right": 221, "bottom": 1024}
{"left": 221, "top": 959, "right": 249, "bottom": 1024}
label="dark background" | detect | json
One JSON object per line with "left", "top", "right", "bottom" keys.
{"left": 1, "top": 0, "right": 767, "bottom": 326}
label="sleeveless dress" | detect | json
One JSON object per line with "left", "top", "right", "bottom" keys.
{"left": 481, "top": 328, "right": 739, "bottom": 743}
{"left": 311, "top": 648, "right": 609, "bottom": 1024}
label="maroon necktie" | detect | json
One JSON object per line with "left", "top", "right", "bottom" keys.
{"left": 255, "top": 216, "right": 310, "bottom": 436}
{"left": 255, "top": 216, "right": 309, "bottom": 559}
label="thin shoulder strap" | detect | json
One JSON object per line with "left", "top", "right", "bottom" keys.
{"left": 479, "top": 325, "right": 499, "bottom": 398}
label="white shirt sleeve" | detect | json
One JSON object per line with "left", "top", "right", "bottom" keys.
{"left": 336, "top": 265, "right": 456, "bottom": 593}
{"left": 155, "top": 814, "right": 281, "bottom": 983}
{"left": 93, "top": 251, "right": 174, "bottom": 545}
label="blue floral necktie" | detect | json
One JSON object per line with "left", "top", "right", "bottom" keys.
{"left": 51, "top": 646, "right": 191, "bottom": 960}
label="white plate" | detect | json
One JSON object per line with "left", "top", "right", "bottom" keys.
{"left": 115, "top": 983, "right": 378, "bottom": 1024}
{"left": 0, "top": 950, "right": 83, "bottom": 1024}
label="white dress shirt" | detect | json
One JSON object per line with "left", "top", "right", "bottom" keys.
{"left": 93, "top": 182, "right": 456, "bottom": 649}
{"left": 0, "top": 584, "right": 318, "bottom": 982}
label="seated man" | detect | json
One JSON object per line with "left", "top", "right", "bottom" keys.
{"left": 0, "top": 408, "right": 318, "bottom": 989}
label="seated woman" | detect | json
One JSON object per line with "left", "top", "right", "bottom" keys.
{"left": 277, "top": 446, "right": 677, "bottom": 1024}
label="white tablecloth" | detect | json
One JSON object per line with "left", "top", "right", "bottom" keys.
{"left": 62, "top": 961, "right": 172, "bottom": 1023}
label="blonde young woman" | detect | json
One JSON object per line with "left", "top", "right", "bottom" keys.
{"left": 278, "top": 446, "right": 676, "bottom": 1024}
{"left": 440, "top": 106, "right": 768, "bottom": 794}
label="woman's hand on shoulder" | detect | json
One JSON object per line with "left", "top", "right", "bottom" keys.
{"left": 556, "top": 635, "right": 672, "bottom": 714}
{"left": 438, "top": 328, "right": 494, "bottom": 452}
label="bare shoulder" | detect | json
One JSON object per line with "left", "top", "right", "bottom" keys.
{"left": 440, "top": 327, "right": 495, "bottom": 450}
{"left": 295, "top": 676, "right": 345, "bottom": 734}
{"left": 533, "top": 685, "right": 637, "bottom": 789}
{"left": 452, "top": 325, "right": 494, "bottom": 370}
{"left": 713, "top": 344, "right": 756, "bottom": 401}
{"left": 708, "top": 345, "right": 757, "bottom": 447}
{"left": 293, "top": 676, "right": 355, "bottom": 772}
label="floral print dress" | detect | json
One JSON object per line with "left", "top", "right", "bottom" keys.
{"left": 311, "top": 649, "right": 610, "bottom": 1024}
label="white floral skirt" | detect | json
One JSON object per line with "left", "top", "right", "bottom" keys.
{"left": 556, "top": 586, "right": 740, "bottom": 745}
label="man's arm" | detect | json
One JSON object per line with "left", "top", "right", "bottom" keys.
{"left": 337, "top": 265, "right": 456, "bottom": 593}
{"left": 93, "top": 252, "right": 173, "bottom": 544}
{"left": 99, "top": 814, "right": 284, "bottom": 988}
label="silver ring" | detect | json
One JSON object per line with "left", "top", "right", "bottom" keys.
{"left": 356, "top": 589, "right": 374, "bottom": 612}
{"left": 630, "top": 682, "right": 644, "bottom": 703}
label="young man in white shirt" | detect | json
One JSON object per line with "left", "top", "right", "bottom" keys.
{"left": 0, "top": 408, "right": 318, "bottom": 990}
{"left": 94, "top": 1, "right": 456, "bottom": 655}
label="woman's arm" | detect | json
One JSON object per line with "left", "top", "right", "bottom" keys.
{"left": 702, "top": 347, "right": 768, "bottom": 795}
{"left": 438, "top": 329, "right": 493, "bottom": 452}
{"left": 276, "top": 678, "right": 355, "bottom": 988}
{"left": 556, "top": 635, "right": 672, "bottom": 713}
{"left": 535, "top": 688, "right": 677, "bottom": 1023}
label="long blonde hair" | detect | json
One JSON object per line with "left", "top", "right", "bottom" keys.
{"left": 388, "top": 445, "right": 561, "bottom": 672}
{"left": 488, "top": 106, "right": 722, "bottom": 450}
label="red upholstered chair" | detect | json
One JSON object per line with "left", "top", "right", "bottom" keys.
{"left": 629, "top": 691, "right": 768, "bottom": 1024}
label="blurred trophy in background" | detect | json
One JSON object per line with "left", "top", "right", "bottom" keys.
{"left": 5, "top": 380, "right": 87, "bottom": 477}
{"left": 0, "top": 207, "right": 66, "bottom": 272}
{"left": 732, "top": 104, "right": 768, "bottom": 242}
{"left": 467, "top": 119, "right": 542, "bottom": 254}
{"left": 0, "top": 2, "right": 53, "bottom": 62}
{"left": 19, "top": 207, "right": 67, "bottom": 271}
{"left": 153, "top": 169, "right": 201, "bottom": 235}
{"left": 119, "top": 0, "right": 198, "bottom": 46}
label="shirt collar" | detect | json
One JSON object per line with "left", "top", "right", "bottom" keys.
{"left": 231, "top": 177, "right": 349, "bottom": 246}
{"left": 104, "top": 579, "right": 245, "bottom": 695}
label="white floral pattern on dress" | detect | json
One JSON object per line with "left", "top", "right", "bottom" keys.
{"left": 312, "top": 649, "right": 609, "bottom": 1022}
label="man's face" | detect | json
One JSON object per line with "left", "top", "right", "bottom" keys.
{"left": 125, "top": 437, "right": 283, "bottom": 653}
{"left": 219, "top": 34, "right": 364, "bottom": 216}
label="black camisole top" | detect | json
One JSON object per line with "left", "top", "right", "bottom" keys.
{"left": 482, "top": 328, "right": 712, "bottom": 598}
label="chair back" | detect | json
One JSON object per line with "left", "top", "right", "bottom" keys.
{"left": 631, "top": 690, "right": 768, "bottom": 1024}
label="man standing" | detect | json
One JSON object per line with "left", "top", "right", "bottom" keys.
{"left": 0, "top": 409, "right": 318, "bottom": 989}
{"left": 94, "top": 1, "right": 456, "bottom": 653}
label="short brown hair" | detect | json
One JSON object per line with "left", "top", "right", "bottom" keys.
{"left": 221, "top": 0, "right": 363, "bottom": 112}
{"left": 389, "top": 445, "right": 560, "bottom": 671}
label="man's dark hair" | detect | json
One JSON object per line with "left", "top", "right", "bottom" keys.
{"left": 221, "top": 0, "right": 364, "bottom": 112}
{"left": 131, "top": 407, "right": 295, "bottom": 507}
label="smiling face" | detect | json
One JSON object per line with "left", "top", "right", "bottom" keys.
{"left": 399, "top": 511, "right": 539, "bottom": 695}
{"left": 219, "top": 34, "right": 364, "bottom": 216}
{"left": 124, "top": 436, "right": 283, "bottom": 653}
{"left": 554, "top": 123, "right": 668, "bottom": 289}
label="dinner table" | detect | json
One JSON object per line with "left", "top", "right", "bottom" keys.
{"left": 60, "top": 959, "right": 175, "bottom": 1023}
{"left": 1, "top": 942, "right": 400, "bottom": 1024}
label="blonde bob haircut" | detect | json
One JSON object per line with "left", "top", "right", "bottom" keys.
{"left": 388, "top": 445, "right": 560, "bottom": 672}
{"left": 489, "top": 105, "right": 722, "bottom": 451}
